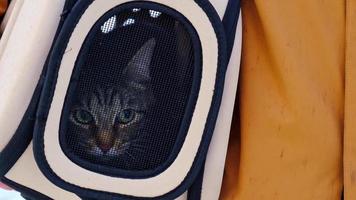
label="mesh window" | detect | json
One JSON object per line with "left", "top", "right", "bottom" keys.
{"left": 60, "top": 4, "right": 200, "bottom": 174}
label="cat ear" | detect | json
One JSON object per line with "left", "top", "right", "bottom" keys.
{"left": 124, "top": 38, "right": 156, "bottom": 86}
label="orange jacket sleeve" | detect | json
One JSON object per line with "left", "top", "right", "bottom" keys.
{"left": 220, "top": 1, "right": 345, "bottom": 199}
{"left": 0, "top": 0, "right": 7, "bottom": 17}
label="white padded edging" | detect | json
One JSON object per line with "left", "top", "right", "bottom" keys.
{"left": 6, "top": 144, "right": 79, "bottom": 200}
{"left": 0, "top": 0, "right": 24, "bottom": 58}
{"left": 201, "top": 11, "right": 242, "bottom": 200}
{"left": 0, "top": 0, "right": 65, "bottom": 151}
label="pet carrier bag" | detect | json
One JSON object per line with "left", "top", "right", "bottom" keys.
{"left": 0, "top": 0, "right": 241, "bottom": 199}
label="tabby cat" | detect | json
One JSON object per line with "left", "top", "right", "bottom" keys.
{"left": 69, "top": 38, "right": 156, "bottom": 161}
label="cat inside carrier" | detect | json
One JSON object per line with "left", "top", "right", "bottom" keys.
{"left": 0, "top": 0, "right": 241, "bottom": 199}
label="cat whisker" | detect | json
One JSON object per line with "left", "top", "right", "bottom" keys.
{"left": 129, "top": 139, "right": 146, "bottom": 146}
{"left": 121, "top": 142, "right": 131, "bottom": 148}
{"left": 106, "top": 88, "right": 114, "bottom": 105}
{"left": 125, "top": 151, "right": 136, "bottom": 161}
{"left": 129, "top": 143, "right": 148, "bottom": 152}
{"left": 130, "top": 143, "right": 146, "bottom": 149}
{"left": 77, "top": 143, "right": 90, "bottom": 149}
{"left": 130, "top": 147, "right": 146, "bottom": 153}
{"left": 78, "top": 140, "right": 89, "bottom": 145}
{"left": 128, "top": 138, "right": 142, "bottom": 143}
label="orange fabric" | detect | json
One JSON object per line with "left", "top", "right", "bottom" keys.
{"left": 344, "top": 1, "right": 356, "bottom": 199}
{"left": 0, "top": 0, "right": 7, "bottom": 17}
{"left": 221, "top": 0, "right": 345, "bottom": 199}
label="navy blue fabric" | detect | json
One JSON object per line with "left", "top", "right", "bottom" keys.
{"left": 33, "top": 0, "right": 228, "bottom": 199}
{"left": 0, "top": 79, "right": 42, "bottom": 176}
{"left": 187, "top": 161, "right": 205, "bottom": 200}
{"left": 64, "top": 0, "right": 78, "bottom": 11}
{"left": 0, "top": 0, "right": 76, "bottom": 177}
{"left": 223, "top": 0, "right": 241, "bottom": 61}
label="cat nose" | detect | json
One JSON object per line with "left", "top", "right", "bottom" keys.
{"left": 99, "top": 144, "right": 112, "bottom": 153}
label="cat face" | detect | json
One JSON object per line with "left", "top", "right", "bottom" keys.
{"left": 69, "top": 39, "right": 156, "bottom": 160}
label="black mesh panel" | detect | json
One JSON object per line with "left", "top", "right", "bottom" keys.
{"left": 60, "top": 5, "right": 197, "bottom": 173}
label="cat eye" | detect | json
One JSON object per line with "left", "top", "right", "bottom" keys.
{"left": 116, "top": 109, "right": 136, "bottom": 124}
{"left": 74, "top": 109, "right": 94, "bottom": 125}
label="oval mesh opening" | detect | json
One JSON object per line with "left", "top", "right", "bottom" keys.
{"left": 60, "top": 3, "right": 200, "bottom": 175}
